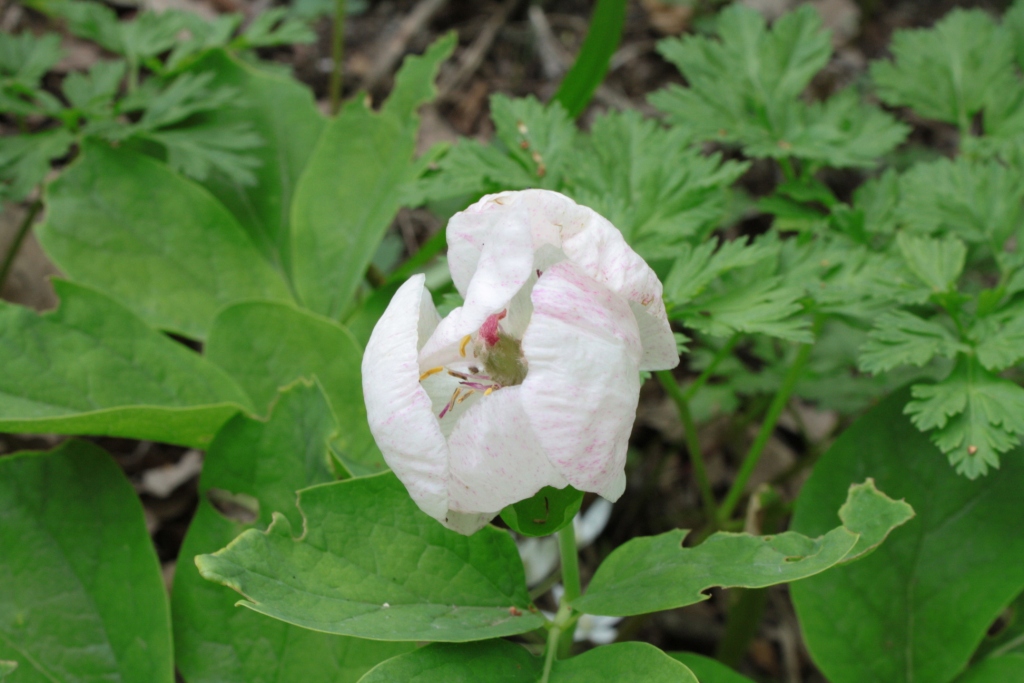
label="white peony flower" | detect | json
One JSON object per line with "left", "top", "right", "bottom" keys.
{"left": 362, "top": 190, "right": 678, "bottom": 534}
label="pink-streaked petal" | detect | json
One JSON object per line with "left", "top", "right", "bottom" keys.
{"left": 446, "top": 385, "right": 569, "bottom": 514}
{"left": 443, "top": 510, "right": 494, "bottom": 535}
{"left": 362, "top": 275, "right": 450, "bottom": 522}
{"left": 447, "top": 190, "right": 677, "bottom": 371}
{"left": 521, "top": 262, "right": 642, "bottom": 500}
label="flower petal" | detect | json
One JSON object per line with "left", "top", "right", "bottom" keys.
{"left": 362, "top": 275, "right": 450, "bottom": 523}
{"left": 446, "top": 385, "right": 569, "bottom": 514}
{"left": 521, "top": 261, "right": 643, "bottom": 500}
{"left": 447, "top": 190, "right": 678, "bottom": 371}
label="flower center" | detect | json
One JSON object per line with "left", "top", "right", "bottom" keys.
{"left": 418, "top": 309, "right": 528, "bottom": 419}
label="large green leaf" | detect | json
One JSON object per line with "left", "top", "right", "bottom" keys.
{"left": 173, "top": 381, "right": 411, "bottom": 683}
{"left": 0, "top": 281, "right": 250, "bottom": 447}
{"left": 189, "top": 50, "right": 325, "bottom": 276}
{"left": 196, "top": 472, "right": 544, "bottom": 641}
{"left": 0, "top": 440, "right": 173, "bottom": 683}
{"left": 956, "top": 656, "right": 1024, "bottom": 683}
{"left": 205, "top": 301, "right": 384, "bottom": 475}
{"left": 290, "top": 34, "right": 454, "bottom": 319}
{"left": 39, "top": 140, "right": 292, "bottom": 339}
{"left": 357, "top": 640, "right": 697, "bottom": 682}
{"left": 668, "top": 653, "right": 755, "bottom": 683}
{"left": 790, "top": 388, "right": 1024, "bottom": 683}
{"left": 573, "top": 479, "right": 912, "bottom": 617}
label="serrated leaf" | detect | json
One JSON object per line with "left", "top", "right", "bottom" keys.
{"left": 173, "top": 382, "right": 413, "bottom": 683}
{"left": 0, "top": 128, "right": 73, "bottom": 202}
{"left": 0, "top": 31, "right": 62, "bottom": 87}
{"left": 197, "top": 471, "right": 545, "bottom": 641}
{"left": 858, "top": 310, "right": 963, "bottom": 373}
{"left": 895, "top": 231, "right": 967, "bottom": 293}
{"left": 906, "top": 357, "right": 1024, "bottom": 477}
{"left": 677, "top": 275, "right": 811, "bottom": 342}
{"left": 0, "top": 441, "right": 173, "bottom": 682}
{"left": 664, "top": 236, "right": 778, "bottom": 304}
{"left": 39, "top": 140, "right": 292, "bottom": 339}
{"left": 291, "top": 34, "right": 455, "bottom": 318}
{"left": 974, "top": 308, "right": 1024, "bottom": 371}
{"left": 205, "top": 301, "right": 386, "bottom": 476}
{"left": 897, "top": 156, "right": 1024, "bottom": 247}
{"left": 0, "top": 281, "right": 251, "bottom": 447}
{"left": 871, "top": 9, "right": 1016, "bottom": 128}
{"left": 62, "top": 59, "right": 125, "bottom": 112}
{"left": 651, "top": 6, "right": 905, "bottom": 165}
{"left": 790, "top": 388, "right": 1024, "bottom": 683}
{"left": 572, "top": 480, "right": 912, "bottom": 617}
{"left": 26, "top": 0, "right": 122, "bottom": 52}
{"left": 568, "top": 109, "right": 748, "bottom": 257}
{"left": 144, "top": 121, "right": 264, "bottom": 185}
{"left": 237, "top": 7, "right": 316, "bottom": 48}
{"left": 358, "top": 640, "right": 698, "bottom": 683}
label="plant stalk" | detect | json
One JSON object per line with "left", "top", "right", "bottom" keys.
{"left": 556, "top": 524, "right": 581, "bottom": 657}
{"left": 656, "top": 370, "right": 717, "bottom": 522}
{"left": 0, "top": 198, "right": 43, "bottom": 293}
{"left": 717, "top": 337, "right": 815, "bottom": 523}
{"left": 683, "top": 333, "right": 740, "bottom": 402}
{"left": 329, "top": 0, "right": 346, "bottom": 115}
{"left": 541, "top": 602, "right": 572, "bottom": 683}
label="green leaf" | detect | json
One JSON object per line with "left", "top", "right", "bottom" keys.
{"left": 572, "top": 479, "right": 912, "bottom": 617}
{"left": 205, "top": 301, "right": 385, "bottom": 476}
{"left": 290, "top": 33, "right": 454, "bottom": 319}
{"left": 972, "top": 307, "right": 1024, "bottom": 372}
{"left": 197, "top": 471, "right": 544, "bottom": 641}
{"left": 39, "top": 140, "right": 292, "bottom": 339}
{"left": 500, "top": 485, "right": 584, "bottom": 538}
{"left": 957, "top": 656, "right": 1024, "bottom": 683}
{"left": 896, "top": 157, "right": 1024, "bottom": 247}
{"left": 0, "top": 281, "right": 250, "bottom": 447}
{"left": 664, "top": 237, "right": 779, "bottom": 305}
{"left": 358, "top": 640, "right": 698, "bottom": 683}
{"left": 790, "top": 387, "right": 1024, "bottom": 683}
{"left": 651, "top": 6, "right": 906, "bottom": 165}
{"left": 895, "top": 232, "right": 967, "bottom": 293}
{"left": 236, "top": 7, "right": 316, "bottom": 49}
{"left": 0, "top": 31, "right": 62, "bottom": 87}
{"left": 568, "top": 110, "right": 748, "bottom": 257}
{"left": 551, "top": 0, "right": 626, "bottom": 118}
{"left": 0, "top": 129, "right": 73, "bottom": 202}
{"left": 0, "top": 440, "right": 173, "bottom": 683}
{"left": 906, "top": 357, "right": 1024, "bottom": 477}
{"left": 667, "top": 653, "right": 755, "bottom": 683}
{"left": 62, "top": 59, "right": 125, "bottom": 111}
{"left": 187, "top": 50, "right": 325, "bottom": 276}
{"left": 973, "top": 592, "right": 1024, "bottom": 660}
{"left": 173, "top": 381, "right": 413, "bottom": 683}
{"left": 871, "top": 9, "right": 1015, "bottom": 129}
{"left": 858, "top": 310, "right": 963, "bottom": 373}
{"left": 0, "top": 661, "right": 14, "bottom": 679}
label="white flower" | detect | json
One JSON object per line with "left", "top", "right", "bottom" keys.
{"left": 362, "top": 190, "right": 678, "bottom": 534}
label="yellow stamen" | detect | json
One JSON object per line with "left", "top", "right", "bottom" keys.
{"left": 419, "top": 366, "right": 444, "bottom": 381}
{"left": 484, "top": 387, "right": 494, "bottom": 396}
{"left": 457, "top": 389, "right": 475, "bottom": 404}
{"left": 459, "top": 335, "right": 472, "bottom": 357}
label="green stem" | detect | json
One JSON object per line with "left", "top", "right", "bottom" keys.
{"left": 717, "top": 337, "right": 816, "bottom": 523}
{"left": 683, "top": 334, "right": 739, "bottom": 402}
{"left": 656, "top": 370, "right": 717, "bottom": 522}
{"left": 329, "top": 0, "right": 346, "bottom": 115}
{"left": 0, "top": 198, "right": 42, "bottom": 293}
{"left": 778, "top": 157, "right": 797, "bottom": 182}
{"left": 558, "top": 523, "right": 580, "bottom": 602}
{"left": 541, "top": 603, "right": 572, "bottom": 683}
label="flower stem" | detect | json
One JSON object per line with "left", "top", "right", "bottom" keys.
{"left": 683, "top": 333, "right": 739, "bottom": 402}
{"left": 0, "top": 198, "right": 42, "bottom": 293}
{"left": 541, "top": 602, "right": 572, "bottom": 683}
{"left": 557, "top": 523, "right": 580, "bottom": 603}
{"left": 656, "top": 370, "right": 717, "bottom": 523}
{"left": 717, "top": 337, "right": 815, "bottom": 523}
{"left": 329, "top": 0, "right": 346, "bottom": 115}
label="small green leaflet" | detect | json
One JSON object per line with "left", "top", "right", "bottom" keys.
{"left": 0, "top": 129, "right": 73, "bottom": 202}
{"left": 871, "top": 9, "right": 1016, "bottom": 129}
{"left": 972, "top": 305, "right": 1024, "bottom": 371}
{"left": 651, "top": 5, "right": 906, "bottom": 165}
{"left": 906, "top": 357, "right": 1024, "bottom": 477}
{"left": 895, "top": 232, "right": 966, "bottom": 294}
{"left": 571, "top": 480, "right": 913, "bottom": 617}
{"left": 858, "top": 310, "right": 963, "bottom": 374}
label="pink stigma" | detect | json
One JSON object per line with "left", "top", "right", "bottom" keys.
{"left": 479, "top": 310, "right": 507, "bottom": 347}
